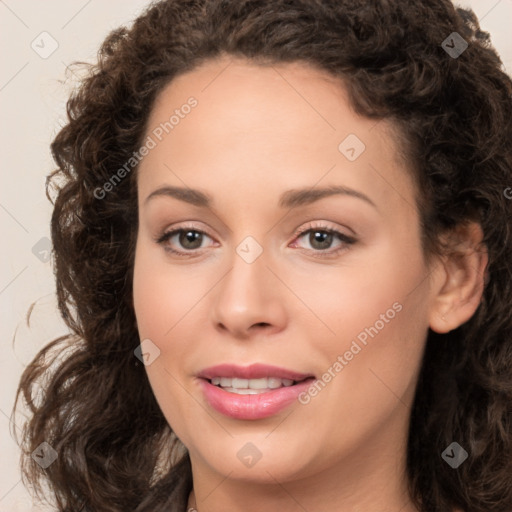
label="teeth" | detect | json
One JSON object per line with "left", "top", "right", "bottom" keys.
{"left": 248, "top": 378, "right": 270, "bottom": 390}
{"left": 233, "top": 378, "right": 249, "bottom": 388}
{"left": 210, "top": 377, "right": 297, "bottom": 390}
{"left": 268, "top": 377, "right": 282, "bottom": 389}
{"left": 222, "top": 388, "right": 266, "bottom": 395}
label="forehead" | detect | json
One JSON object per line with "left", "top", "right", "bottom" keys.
{"left": 137, "top": 56, "right": 416, "bottom": 216}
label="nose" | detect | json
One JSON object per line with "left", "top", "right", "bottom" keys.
{"left": 210, "top": 245, "right": 287, "bottom": 340}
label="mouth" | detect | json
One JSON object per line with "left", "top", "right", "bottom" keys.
{"left": 206, "top": 376, "right": 313, "bottom": 395}
{"left": 197, "top": 364, "right": 316, "bottom": 420}
{"left": 197, "top": 362, "right": 315, "bottom": 381}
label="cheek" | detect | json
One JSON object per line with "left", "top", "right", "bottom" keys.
{"left": 132, "top": 243, "right": 201, "bottom": 441}
{"left": 291, "top": 240, "right": 427, "bottom": 353}
{"left": 303, "top": 240, "right": 429, "bottom": 397}
{"left": 318, "top": 263, "right": 429, "bottom": 420}
{"left": 133, "top": 241, "right": 206, "bottom": 339}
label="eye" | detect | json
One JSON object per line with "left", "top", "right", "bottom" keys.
{"left": 156, "top": 226, "right": 215, "bottom": 256}
{"left": 290, "top": 222, "right": 356, "bottom": 258}
{"left": 155, "top": 221, "right": 356, "bottom": 258}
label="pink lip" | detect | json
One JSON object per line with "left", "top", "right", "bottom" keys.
{"left": 197, "top": 363, "right": 313, "bottom": 381}
{"left": 197, "top": 363, "right": 315, "bottom": 420}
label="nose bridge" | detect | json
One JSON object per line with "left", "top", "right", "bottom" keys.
{"left": 210, "top": 236, "right": 286, "bottom": 336}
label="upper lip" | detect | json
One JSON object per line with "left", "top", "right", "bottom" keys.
{"left": 197, "top": 363, "right": 314, "bottom": 381}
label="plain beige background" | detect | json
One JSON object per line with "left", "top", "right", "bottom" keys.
{"left": 1, "top": 1, "right": 511, "bottom": 510}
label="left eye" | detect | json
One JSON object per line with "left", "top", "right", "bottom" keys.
{"left": 293, "top": 228, "right": 355, "bottom": 252}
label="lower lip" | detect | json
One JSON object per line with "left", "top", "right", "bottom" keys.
{"left": 199, "top": 378, "right": 315, "bottom": 420}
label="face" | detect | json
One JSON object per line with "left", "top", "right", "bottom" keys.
{"left": 133, "top": 56, "right": 437, "bottom": 486}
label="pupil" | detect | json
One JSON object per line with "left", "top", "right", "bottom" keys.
{"left": 311, "top": 231, "right": 332, "bottom": 249}
{"left": 181, "top": 230, "right": 202, "bottom": 249}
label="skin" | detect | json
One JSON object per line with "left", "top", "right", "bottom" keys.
{"left": 132, "top": 55, "right": 487, "bottom": 512}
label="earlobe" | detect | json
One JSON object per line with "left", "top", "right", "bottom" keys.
{"left": 428, "top": 222, "right": 488, "bottom": 334}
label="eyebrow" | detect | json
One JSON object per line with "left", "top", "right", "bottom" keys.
{"left": 144, "top": 184, "right": 377, "bottom": 209}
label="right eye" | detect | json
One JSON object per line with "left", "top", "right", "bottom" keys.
{"left": 156, "top": 227, "right": 216, "bottom": 256}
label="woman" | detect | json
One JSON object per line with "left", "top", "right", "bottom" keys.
{"left": 13, "top": 0, "right": 512, "bottom": 511}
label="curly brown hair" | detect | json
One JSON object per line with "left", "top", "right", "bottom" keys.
{"left": 12, "top": 0, "right": 512, "bottom": 511}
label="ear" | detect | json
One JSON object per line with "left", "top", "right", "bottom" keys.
{"left": 428, "top": 222, "right": 488, "bottom": 334}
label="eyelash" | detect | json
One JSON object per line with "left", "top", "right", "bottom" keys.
{"left": 155, "top": 222, "right": 357, "bottom": 259}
